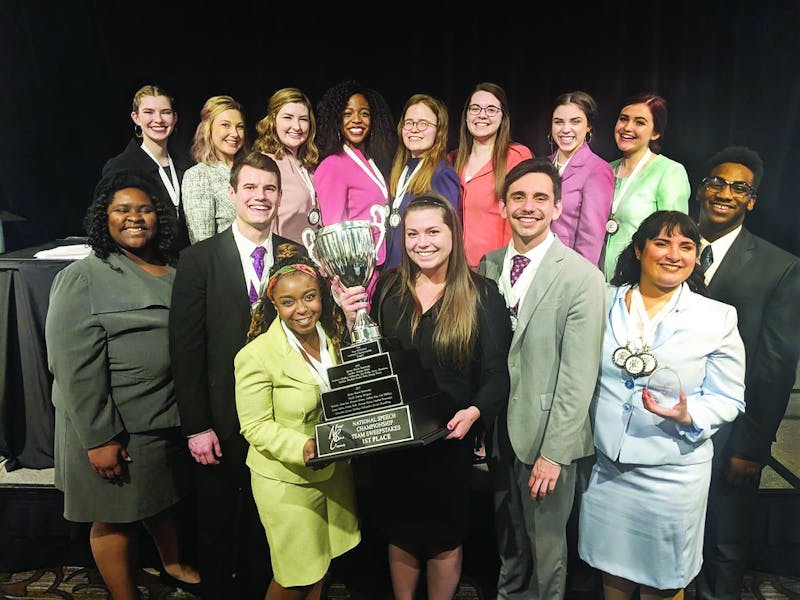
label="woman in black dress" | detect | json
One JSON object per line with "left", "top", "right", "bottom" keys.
{"left": 338, "top": 193, "right": 511, "bottom": 600}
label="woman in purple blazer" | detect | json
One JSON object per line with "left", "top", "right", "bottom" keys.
{"left": 548, "top": 91, "right": 614, "bottom": 266}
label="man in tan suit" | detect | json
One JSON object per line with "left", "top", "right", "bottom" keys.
{"left": 479, "top": 158, "right": 605, "bottom": 600}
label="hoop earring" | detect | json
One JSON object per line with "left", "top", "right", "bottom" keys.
{"left": 585, "top": 130, "right": 592, "bottom": 144}
{"left": 134, "top": 124, "right": 143, "bottom": 138}
{"left": 546, "top": 132, "right": 554, "bottom": 156}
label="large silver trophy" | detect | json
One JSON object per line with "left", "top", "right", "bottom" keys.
{"left": 303, "top": 218, "right": 385, "bottom": 344}
{"left": 302, "top": 216, "right": 448, "bottom": 466}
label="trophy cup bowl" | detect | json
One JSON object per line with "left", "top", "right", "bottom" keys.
{"left": 303, "top": 220, "right": 381, "bottom": 344}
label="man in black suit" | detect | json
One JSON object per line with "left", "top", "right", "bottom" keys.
{"left": 694, "top": 146, "right": 800, "bottom": 599}
{"left": 169, "top": 151, "right": 303, "bottom": 599}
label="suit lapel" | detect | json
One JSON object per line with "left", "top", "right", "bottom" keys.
{"left": 216, "top": 228, "right": 251, "bottom": 317}
{"left": 708, "top": 228, "right": 755, "bottom": 296}
{"left": 511, "top": 239, "right": 565, "bottom": 352}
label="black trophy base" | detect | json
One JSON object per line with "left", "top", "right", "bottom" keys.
{"left": 308, "top": 392, "right": 448, "bottom": 468}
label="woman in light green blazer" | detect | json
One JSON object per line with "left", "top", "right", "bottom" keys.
{"left": 234, "top": 244, "right": 359, "bottom": 600}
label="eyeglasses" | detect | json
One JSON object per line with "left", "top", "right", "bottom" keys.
{"left": 402, "top": 119, "right": 437, "bottom": 132}
{"left": 467, "top": 104, "right": 502, "bottom": 117}
{"left": 701, "top": 176, "right": 754, "bottom": 198}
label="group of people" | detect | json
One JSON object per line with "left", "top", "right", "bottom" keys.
{"left": 42, "top": 79, "right": 800, "bottom": 600}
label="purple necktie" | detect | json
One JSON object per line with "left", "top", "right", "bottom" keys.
{"left": 510, "top": 254, "right": 530, "bottom": 315}
{"left": 249, "top": 246, "right": 266, "bottom": 303}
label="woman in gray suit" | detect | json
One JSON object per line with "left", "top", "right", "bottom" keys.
{"left": 579, "top": 211, "right": 745, "bottom": 600}
{"left": 45, "top": 171, "right": 200, "bottom": 599}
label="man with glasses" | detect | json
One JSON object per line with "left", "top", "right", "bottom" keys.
{"left": 694, "top": 146, "right": 800, "bottom": 599}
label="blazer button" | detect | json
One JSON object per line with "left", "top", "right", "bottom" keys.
{"left": 623, "top": 403, "right": 632, "bottom": 412}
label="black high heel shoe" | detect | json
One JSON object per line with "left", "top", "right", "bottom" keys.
{"left": 159, "top": 570, "right": 203, "bottom": 596}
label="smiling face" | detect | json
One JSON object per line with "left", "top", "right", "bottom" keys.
{"left": 402, "top": 102, "right": 438, "bottom": 158}
{"left": 342, "top": 93, "right": 371, "bottom": 150}
{"left": 466, "top": 89, "right": 502, "bottom": 142}
{"left": 211, "top": 109, "right": 245, "bottom": 163}
{"left": 697, "top": 162, "right": 756, "bottom": 240}
{"left": 272, "top": 271, "right": 322, "bottom": 340}
{"left": 614, "top": 102, "right": 660, "bottom": 156}
{"left": 131, "top": 95, "right": 176, "bottom": 145}
{"left": 404, "top": 206, "right": 453, "bottom": 278}
{"left": 636, "top": 226, "right": 697, "bottom": 293}
{"left": 276, "top": 102, "right": 310, "bottom": 154}
{"left": 501, "top": 172, "right": 562, "bottom": 252}
{"left": 107, "top": 187, "right": 158, "bottom": 255}
{"left": 228, "top": 165, "right": 281, "bottom": 234}
{"left": 551, "top": 102, "right": 589, "bottom": 157}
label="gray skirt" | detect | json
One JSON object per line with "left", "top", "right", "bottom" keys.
{"left": 55, "top": 418, "right": 192, "bottom": 523}
{"left": 578, "top": 451, "right": 712, "bottom": 590}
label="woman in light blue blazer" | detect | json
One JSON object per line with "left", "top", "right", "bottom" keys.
{"left": 579, "top": 211, "right": 745, "bottom": 600}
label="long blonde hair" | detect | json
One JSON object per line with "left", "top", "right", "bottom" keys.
{"left": 252, "top": 87, "right": 319, "bottom": 170}
{"left": 379, "top": 193, "right": 479, "bottom": 367}
{"left": 389, "top": 94, "right": 450, "bottom": 198}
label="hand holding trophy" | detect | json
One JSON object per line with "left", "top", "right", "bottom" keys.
{"left": 302, "top": 217, "right": 447, "bottom": 465}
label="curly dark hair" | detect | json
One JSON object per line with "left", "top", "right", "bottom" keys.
{"left": 84, "top": 170, "right": 177, "bottom": 265}
{"left": 247, "top": 243, "right": 346, "bottom": 350}
{"left": 611, "top": 210, "right": 707, "bottom": 295}
{"left": 315, "top": 80, "right": 396, "bottom": 177}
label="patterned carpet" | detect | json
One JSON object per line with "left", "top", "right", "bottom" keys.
{"left": 0, "top": 567, "right": 199, "bottom": 599}
{"left": 1, "top": 568, "right": 798, "bottom": 599}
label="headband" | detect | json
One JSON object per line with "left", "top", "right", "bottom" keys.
{"left": 265, "top": 263, "right": 320, "bottom": 300}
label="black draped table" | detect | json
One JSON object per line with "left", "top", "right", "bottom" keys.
{"left": 0, "top": 240, "right": 86, "bottom": 470}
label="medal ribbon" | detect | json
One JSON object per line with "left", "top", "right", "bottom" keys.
{"left": 389, "top": 161, "right": 423, "bottom": 223}
{"left": 610, "top": 148, "right": 652, "bottom": 217}
{"left": 342, "top": 145, "right": 388, "bottom": 200}
{"left": 627, "top": 285, "right": 680, "bottom": 352}
{"left": 139, "top": 142, "right": 180, "bottom": 207}
{"left": 281, "top": 320, "right": 333, "bottom": 392}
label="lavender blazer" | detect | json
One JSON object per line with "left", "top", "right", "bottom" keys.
{"left": 549, "top": 144, "right": 614, "bottom": 267}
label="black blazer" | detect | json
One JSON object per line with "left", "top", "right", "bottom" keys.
{"left": 102, "top": 138, "right": 192, "bottom": 250}
{"left": 169, "top": 227, "right": 304, "bottom": 440}
{"left": 708, "top": 227, "right": 800, "bottom": 464}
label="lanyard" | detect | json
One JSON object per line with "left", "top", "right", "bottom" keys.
{"left": 390, "top": 161, "right": 423, "bottom": 215}
{"left": 281, "top": 321, "right": 333, "bottom": 392}
{"left": 342, "top": 145, "right": 388, "bottom": 200}
{"left": 627, "top": 285, "right": 680, "bottom": 350}
{"left": 139, "top": 142, "right": 180, "bottom": 207}
{"left": 611, "top": 148, "right": 651, "bottom": 215}
{"left": 292, "top": 155, "right": 318, "bottom": 207}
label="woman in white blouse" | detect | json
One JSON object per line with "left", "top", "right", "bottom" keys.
{"left": 182, "top": 95, "right": 246, "bottom": 244}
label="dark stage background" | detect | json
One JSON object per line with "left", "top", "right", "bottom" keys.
{"left": 2, "top": 1, "right": 799, "bottom": 256}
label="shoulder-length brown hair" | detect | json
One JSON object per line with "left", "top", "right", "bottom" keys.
{"left": 379, "top": 192, "right": 479, "bottom": 367}
{"left": 389, "top": 94, "right": 450, "bottom": 198}
{"left": 252, "top": 87, "right": 319, "bottom": 170}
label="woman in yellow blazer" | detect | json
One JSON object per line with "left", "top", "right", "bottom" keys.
{"left": 234, "top": 244, "right": 359, "bottom": 600}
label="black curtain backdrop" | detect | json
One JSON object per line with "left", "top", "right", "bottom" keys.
{"left": 2, "top": 1, "right": 799, "bottom": 256}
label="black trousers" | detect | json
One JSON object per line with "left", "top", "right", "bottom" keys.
{"left": 193, "top": 433, "right": 271, "bottom": 600}
{"left": 694, "top": 469, "right": 759, "bottom": 600}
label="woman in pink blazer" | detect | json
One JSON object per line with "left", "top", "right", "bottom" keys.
{"left": 548, "top": 91, "right": 614, "bottom": 267}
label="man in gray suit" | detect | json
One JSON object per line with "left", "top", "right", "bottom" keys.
{"left": 479, "top": 157, "right": 605, "bottom": 600}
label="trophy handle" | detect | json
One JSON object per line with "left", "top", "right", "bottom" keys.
{"left": 370, "top": 204, "right": 387, "bottom": 259}
{"left": 301, "top": 227, "right": 319, "bottom": 266}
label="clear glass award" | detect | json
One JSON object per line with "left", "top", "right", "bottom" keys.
{"left": 646, "top": 366, "right": 682, "bottom": 408}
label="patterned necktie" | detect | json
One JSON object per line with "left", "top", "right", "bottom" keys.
{"left": 510, "top": 254, "right": 530, "bottom": 315}
{"left": 249, "top": 246, "right": 266, "bottom": 303}
{"left": 700, "top": 244, "right": 714, "bottom": 272}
